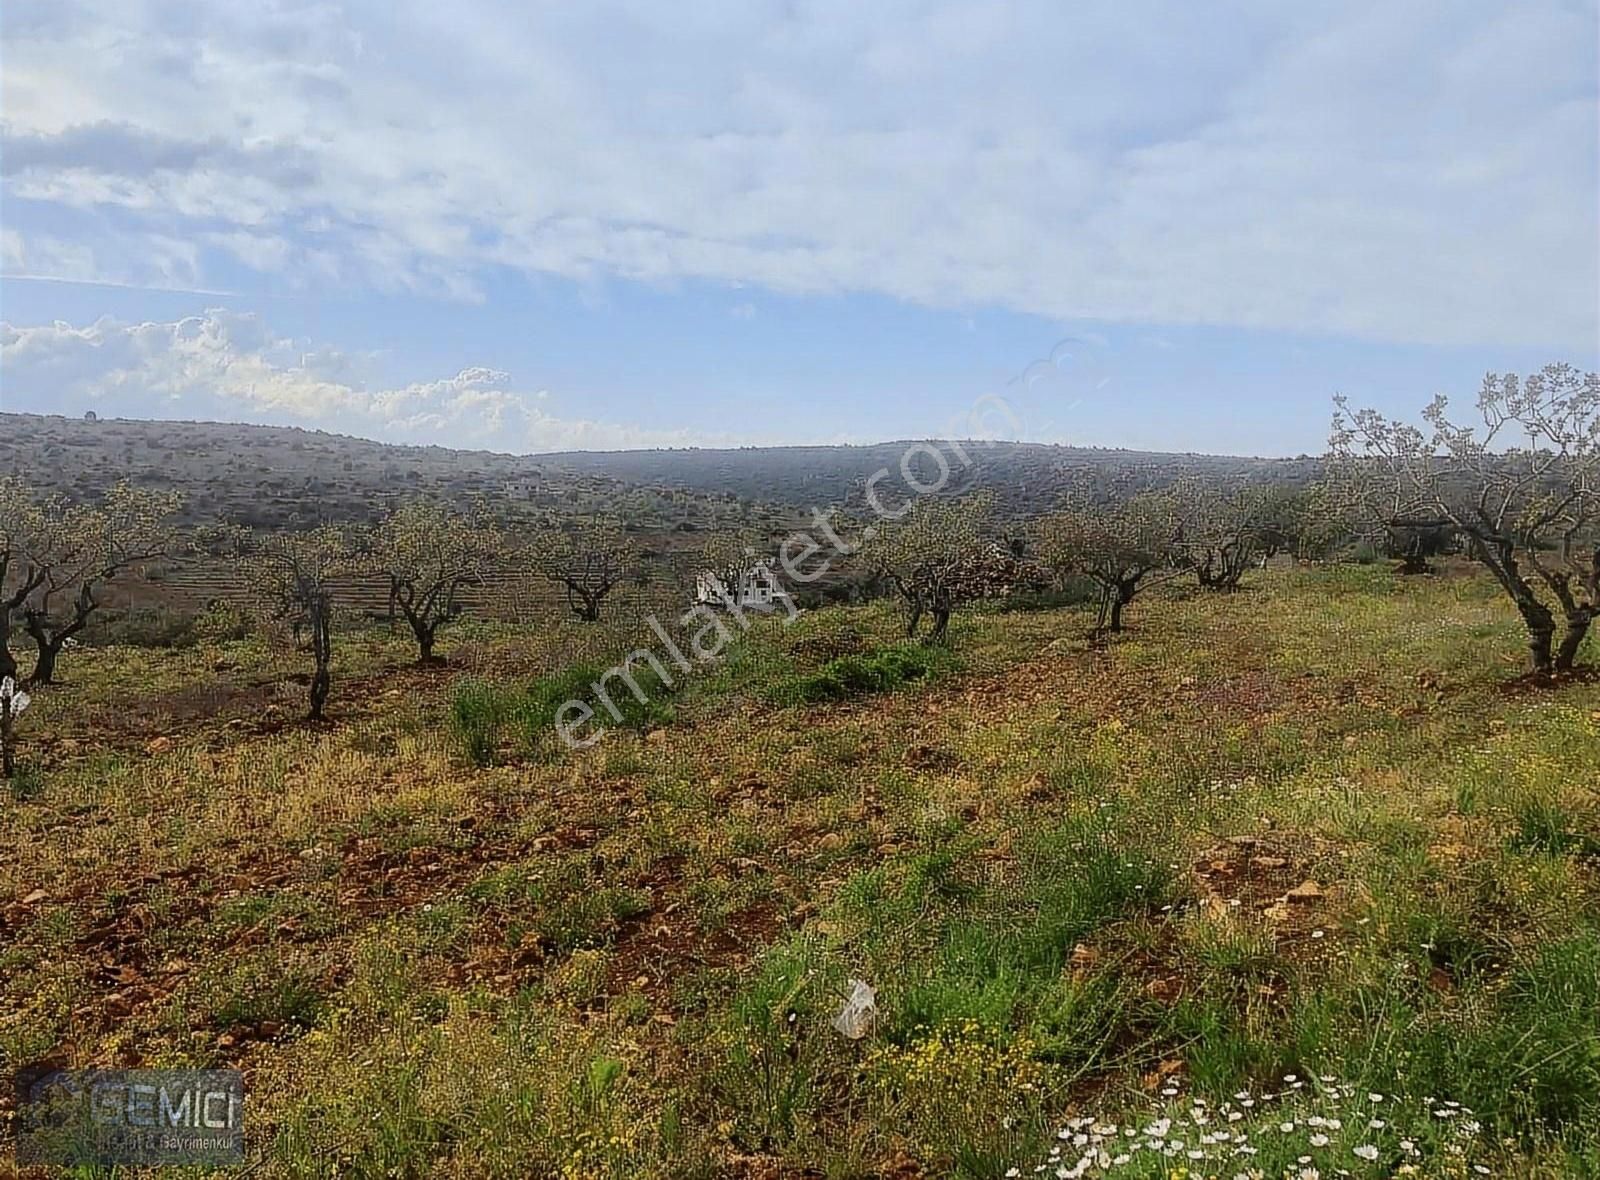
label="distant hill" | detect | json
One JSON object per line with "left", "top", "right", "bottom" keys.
{"left": 0, "top": 413, "right": 1322, "bottom": 529}
{"left": 537, "top": 440, "right": 1320, "bottom": 516}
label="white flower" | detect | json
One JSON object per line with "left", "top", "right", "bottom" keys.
{"left": 1353, "top": 1144, "right": 1379, "bottom": 1161}
{"left": 1309, "top": 1133, "right": 1330, "bottom": 1147}
{"left": 1368, "top": 1119, "right": 1386, "bottom": 1130}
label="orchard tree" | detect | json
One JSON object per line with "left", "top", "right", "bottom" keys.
{"left": 1382, "top": 523, "right": 1456, "bottom": 575}
{"left": 695, "top": 528, "right": 764, "bottom": 609}
{"left": 369, "top": 500, "right": 499, "bottom": 662}
{"left": 541, "top": 517, "right": 634, "bottom": 622}
{"left": 9, "top": 482, "right": 180, "bottom": 684}
{"left": 1329, "top": 363, "right": 1599, "bottom": 675}
{"left": 1171, "top": 478, "right": 1275, "bottom": 592}
{"left": 870, "top": 494, "right": 1017, "bottom": 643}
{"left": 1255, "top": 485, "right": 1349, "bottom": 564}
{"left": 240, "top": 526, "right": 361, "bottom": 721}
{"left": 0, "top": 479, "right": 48, "bottom": 683}
{"left": 1034, "top": 490, "right": 1181, "bottom": 633}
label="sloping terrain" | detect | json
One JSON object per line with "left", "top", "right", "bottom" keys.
{"left": 1, "top": 564, "right": 1596, "bottom": 1176}
{"left": 1, "top": 413, "right": 1321, "bottom": 526}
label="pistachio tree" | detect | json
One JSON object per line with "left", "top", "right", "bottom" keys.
{"left": 9, "top": 482, "right": 181, "bottom": 684}
{"left": 1328, "top": 363, "right": 1600, "bottom": 674}
{"left": 369, "top": 500, "right": 500, "bottom": 661}
{"left": 1033, "top": 490, "right": 1181, "bottom": 633}
{"left": 1171, "top": 478, "right": 1276, "bottom": 592}
{"left": 695, "top": 528, "right": 763, "bottom": 609}
{"left": 0, "top": 479, "right": 48, "bottom": 683}
{"left": 541, "top": 516, "right": 634, "bottom": 622}
{"left": 241, "top": 526, "right": 362, "bottom": 720}
{"left": 869, "top": 493, "right": 1016, "bottom": 643}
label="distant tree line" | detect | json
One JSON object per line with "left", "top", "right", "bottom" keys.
{"left": 1, "top": 363, "right": 1594, "bottom": 739}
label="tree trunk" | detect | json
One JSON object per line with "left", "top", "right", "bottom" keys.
{"left": 1466, "top": 535, "right": 1558, "bottom": 676}
{"left": 405, "top": 611, "right": 439, "bottom": 664}
{"left": 0, "top": 627, "right": 15, "bottom": 683}
{"left": 308, "top": 600, "right": 332, "bottom": 721}
{"left": 1555, "top": 607, "right": 1593, "bottom": 673}
{"left": 1, "top": 564, "right": 46, "bottom": 684}
{"left": 28, "top": 637, "right": 64, "bottom": 686}
{"left": 905, "top": 600, "right": 923, "bottom": 638}
{"left": 1107, "top": 578, "right": 1139, "bottom": 633}
{"left": 927, "top": 606, "right": 951, "bottom": 644}
{"left": 1522, "top": 601, "right": 1556, "bottom": 676}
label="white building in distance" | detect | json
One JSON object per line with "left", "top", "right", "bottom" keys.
{"left": 694, "top": 564, "right": 792, "bottom": 611}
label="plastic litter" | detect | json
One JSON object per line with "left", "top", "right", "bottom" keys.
{"left": 831, "top": 978, "right": 877, "bottom": 1039}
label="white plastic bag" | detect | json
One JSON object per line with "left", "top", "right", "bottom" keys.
{"left": 831, "top": 978, "right": 877, "bottom": 1040}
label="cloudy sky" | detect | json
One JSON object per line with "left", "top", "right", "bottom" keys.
{"left": 2, "top": 0, "right": 1596, "bottom": 455}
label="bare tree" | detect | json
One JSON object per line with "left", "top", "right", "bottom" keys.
{"left": 1171, "top": 478, "right": 1276, "bottom": 592}
{"left": 1033, "top": 490, "right": 1181, "bottom": 633}
{"left": 368, "top": 500, "right": 499, "bottom": 662}
{"left": 1328, "top": 363, "right": 1600, "bottom": 675}
{"left": 869, "top": 494, "right": 1017, "bottom": 643}
{"left": 539, "top": 517, "right": 634, "bottom": 622}
{"left": 7, "top": 482, "right": 180, "bottom": 684}
{"left": 240, "top": 527, "right": 361, "bottom": 720}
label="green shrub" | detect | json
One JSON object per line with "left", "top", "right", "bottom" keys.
{"left": 193, "top": 598, "right": 253, "bottom": 641}
{"left": 518, "top": 661, "right": 674, "bottom": 744}
{"left": 448, "top": 661, "right": 676, "bottom": 765}
{"left": 449, "top": 680, "right": 512, "bottom": 767}
{"left": 1000, "top": 578, "right": 1100, "bottom": 611}
{"left": 768, "top": 642, "right": 958, "bottom": 706}
{"left": 83, "top": 606, "right": 199, "bottom": 648}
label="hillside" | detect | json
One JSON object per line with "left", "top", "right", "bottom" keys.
{"left": 1, "top": 413, "right": 1320, "bottom": 527}
{"left": 3, "top": 565, "right": 1595, "bottom": 1175}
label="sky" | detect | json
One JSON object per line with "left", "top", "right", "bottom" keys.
{"left": 1, "top": 0, "right": 1596, "bottom": 458}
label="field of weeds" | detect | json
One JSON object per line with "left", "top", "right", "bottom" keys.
{"left": 2, "top": 563, "right": 1598, "bottom": 1178}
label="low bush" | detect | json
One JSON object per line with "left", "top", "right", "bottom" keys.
{"left": 82, "top": 605, "right": 199, "bottom": 648}
{"left": 768, "top": 642, "right": 958, "bottom": 706}
{"left": 448, "top": 660, "right": 676, "bottom": 764}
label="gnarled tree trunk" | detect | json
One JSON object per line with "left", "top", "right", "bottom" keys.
{"left": 307, "top": 594, "right": 332, "bottom": 721}
{"left": 22, "top": 583, "right": 95, "bottom": 685}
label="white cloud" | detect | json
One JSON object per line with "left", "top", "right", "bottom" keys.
{"left": 0, "top": 1, "right": 1595, "bottom": 350}
{"left": 0, "top": 311, "right": 719, "bottom": 452}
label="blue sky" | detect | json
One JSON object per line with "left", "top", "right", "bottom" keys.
{"left": 2, "top": 1, "right": 1596, "bottom": 457}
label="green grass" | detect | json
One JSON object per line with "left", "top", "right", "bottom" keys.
{"left": 3, "top": 563, "right": 1599, "bottom": 1177}
{"left": 766, "top": 640, "right": 960, "bottom": 705}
